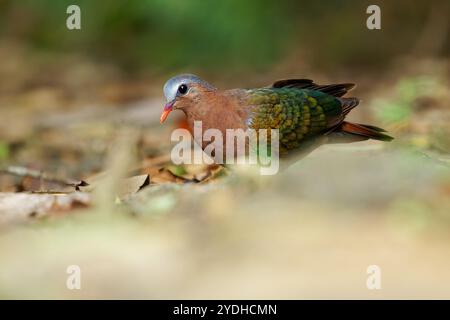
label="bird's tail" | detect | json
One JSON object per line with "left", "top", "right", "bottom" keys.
{"left": 328, "top": 121, "right": 393, "bottom": 143}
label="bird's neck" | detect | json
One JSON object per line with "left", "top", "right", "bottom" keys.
{"left": 184, "top": 91, "right": 242, "bottom": 131}
{"left": 182, "top": 90, "right": 249, "bottom": 150}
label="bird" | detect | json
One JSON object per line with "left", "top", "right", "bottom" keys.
{"left": 160, "top": 74, "right": 393, "bottom": 160}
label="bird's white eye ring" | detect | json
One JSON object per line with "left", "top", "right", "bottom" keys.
{"left": 177, "top": 84, "right": 188, "bottom": 95}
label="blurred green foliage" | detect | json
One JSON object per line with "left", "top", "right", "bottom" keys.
{"left": 0, "top": 0, "right": 447, "bottom": 75}
{"left": 0, "top": 142, "right": 9, "bottom": 161}
{"left": 1, "top": 0, "right": 295, "bottom": 72}
{"left": 373, "top": 76, "right": 437, "bottom": 123}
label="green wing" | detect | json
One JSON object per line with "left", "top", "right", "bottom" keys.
{"left": 247, "top": 88, "right": 343, "bottom": 151}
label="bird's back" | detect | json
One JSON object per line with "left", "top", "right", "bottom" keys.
{"left": 241, "top": 87, "right": 344, "bottom": 152}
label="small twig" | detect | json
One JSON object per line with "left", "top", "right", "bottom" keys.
{"left": 0, "top": 166, "right": 89, "bottom": 191}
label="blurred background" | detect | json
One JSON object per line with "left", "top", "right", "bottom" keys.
{"left": 0, "top": 0, "right": 449, "bottom": 299}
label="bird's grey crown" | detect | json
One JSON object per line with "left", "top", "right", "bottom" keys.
{"left": 163, "top": 74, "right": 215, "bottom": 102}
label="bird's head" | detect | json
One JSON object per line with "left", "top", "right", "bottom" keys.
{"left": 160, "top": 74, "right": 216, "bottom": 123}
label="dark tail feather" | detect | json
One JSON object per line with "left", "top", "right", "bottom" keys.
{"left": 271, "top": 79, "right": 355, "bottom": 97}
{"left": 328, "top": 121, "right": 393, "bottom": 143}
{"left": 339, "top": 97, "right": 359, "bottom": 115}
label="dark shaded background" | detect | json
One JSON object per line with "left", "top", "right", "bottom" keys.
{"left": 1, "top": 0, "right": 448, "bottom": 79}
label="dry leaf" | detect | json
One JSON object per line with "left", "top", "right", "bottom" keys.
{"left": 118, "top": 174, "right": 150, "bottom": 199}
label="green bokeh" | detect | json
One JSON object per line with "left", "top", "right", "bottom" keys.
{"left": 0, "top": 0, "right": 445, "bottom": 75}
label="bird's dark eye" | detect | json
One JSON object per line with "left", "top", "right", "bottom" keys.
{"left": 177, "top": 84, "right": 188, "bottom": 95}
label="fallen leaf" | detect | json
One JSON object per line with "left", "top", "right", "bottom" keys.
{"left": 118, "top": 174, "right": 150, "bottom": 199}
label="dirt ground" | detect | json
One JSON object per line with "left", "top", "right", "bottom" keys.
{"left": 0, "top": 54, "right": 449, "bottom": 298}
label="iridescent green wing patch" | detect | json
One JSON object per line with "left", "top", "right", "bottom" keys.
{"left": 246, "top": 88, "right": 342, "bottom": 152}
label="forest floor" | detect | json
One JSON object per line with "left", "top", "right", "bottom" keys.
{"left": 0, "top": 57, "right": 449, "bottom": 298}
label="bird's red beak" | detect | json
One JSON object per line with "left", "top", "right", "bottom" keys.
{"left": 160, "top": 101, "right": 174, "bottom": 124}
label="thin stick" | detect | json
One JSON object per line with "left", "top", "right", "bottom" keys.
{"left": 0, "top": 166, "right": 88, "bottom": 191}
